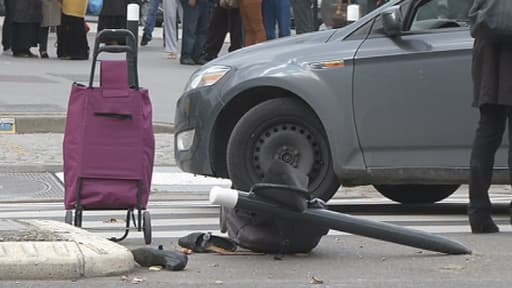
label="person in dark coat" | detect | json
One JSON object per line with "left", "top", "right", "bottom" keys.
{"left": 467, "top": 15, "right": 512, "bottom": 233}
{"left": 98, "top": 0, "right": 128, "bottom": 44}
{"left": 1, "top": 0, "right": 12, "bottom": 52}
{"left": 9, "top": 0, "right": 42, "bottom": 57}
{"left": 58, "top": 0, "right": 89, "bottom": 60}
{"left": 98, "top": 0, "right": 128, "bottom": 31}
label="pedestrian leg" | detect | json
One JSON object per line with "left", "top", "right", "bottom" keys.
{"left": 227, "top": 8, "right": 242, "bottom": 52}
{"left": 141, "top": 0, "right": 161, "bottom": 45}
{"left": 468, "top": 104, "right": 506, "bottom": 233}
{"left": 39, "top": 26, "right": 50, "bottom": 58}
{"left": 262, "top": 0, "right": 277, "bottom": 40}
{"left": 291, "top": 0, "right": 314, "bottom": 34}
{"left": 203, "top": 5, "right": 228, "bottom": 60}
{"left": 276, "top": 0, "right": 291, "bottom": 38}
{"left": 163, "top": 0, "right": 179, "bottom": 57}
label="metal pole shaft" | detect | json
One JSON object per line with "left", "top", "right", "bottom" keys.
{"left": 210, "top": 188, "right": 471, "bottom": 255}
{"left": 126, "top": 3, "right": 139, "bottom": 88}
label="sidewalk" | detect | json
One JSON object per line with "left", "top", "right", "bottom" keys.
{"left": 0, "top": 132, "right": 234, "bottom": 203}
{"left": 0, "top": 219, "right": 134, "bottom": 280}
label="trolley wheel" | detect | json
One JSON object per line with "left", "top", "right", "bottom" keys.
{"left": 64, "top": 210, "right": 73, "bottom": 225}
{"left": 74, "top": 209, "right": 83, "bottom": 227}
{"left": 143, "top": 211, "right": 152, "bottom": 245}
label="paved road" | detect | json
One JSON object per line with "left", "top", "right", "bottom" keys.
{"left": 2, "top": 190, "right": 512, "bottom": 288}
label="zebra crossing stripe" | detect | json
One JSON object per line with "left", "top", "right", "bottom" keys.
{"left": 90, "top": 224, "right": 512, "bottom": 240}
{"left": 1, "top": 199, "right": 511, "bottom": 240}
{"left": 54, "top": 170, "right": 232, "bottom": 188}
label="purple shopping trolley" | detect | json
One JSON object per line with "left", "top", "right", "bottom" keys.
{"left": 63, "top": 30, "right": 155, "bottom": 244}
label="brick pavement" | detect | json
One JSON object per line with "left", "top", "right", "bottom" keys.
{"left": 0, "top": 133, "right": 175, "bottom": 169}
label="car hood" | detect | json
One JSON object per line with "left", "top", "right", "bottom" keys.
{"left": 208, "top": 29, "right": 340, "bottom": 68}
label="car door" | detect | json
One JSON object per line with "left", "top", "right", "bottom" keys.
{"left": 352, "top": 0, "right": 508, "bottom": 169}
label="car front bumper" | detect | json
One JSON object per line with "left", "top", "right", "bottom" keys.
{"left": 174, "top": 86, "right": 222, "bottom": 177}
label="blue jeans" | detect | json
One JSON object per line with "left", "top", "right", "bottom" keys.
{"left": 180, "top": 0, "right": 210, "bottom": 60}
{"left": 143, "top": 0, "right": 161, "bottom": 40}
{"left": 262, "top": 0, "right": 291, "bottom": 40}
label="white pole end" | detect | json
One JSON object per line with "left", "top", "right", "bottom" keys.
{"left": 209, "top": 186, "right": 239, "bottom": 208}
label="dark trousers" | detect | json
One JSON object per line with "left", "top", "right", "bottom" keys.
{"left": 39, "top": 27, "right": 49, "bottom": 53}
{"left": 2, "top": 17, "right": 11, "bottom": 51}
{"left": 262, "top": 0, "right": 291, "bottom": 40}
{"left": 204, "top": 5, "right": 242, "bottom": 60}
{"left": 180, "top": 0, "right": 210, "bottom": 60}
{"left": 290, "top": 0, "right": 315, "bottom": 34}
{"left": 1, "top": 0, "right": 11, "bottom": 51}
{"left": 57, "top": 14, "right": 89, "bottom": 59}
{"left": 11, "top": 22, "right": 39, "bottom": 54}
{"left": 469, "top": 104, "right": 512, "bottom": 213}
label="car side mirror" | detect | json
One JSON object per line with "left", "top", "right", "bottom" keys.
{"left": 382, "top": 6, "right": 402, "bottom": 37}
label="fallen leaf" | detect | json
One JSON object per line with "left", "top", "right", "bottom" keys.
{"left": 438, "top": 264, "right": 465, "bottom": 272}
{"left": 310, "top": 276, "right": 324, "bottom": 284}
{"left": 131, "top": 277, "right": 144, "bottom": 284}
{"left": 104, "top": 218, "right": 124, "bottom": 223}
{"left": 149, "top": 266, "right": 162, "bottom": 271}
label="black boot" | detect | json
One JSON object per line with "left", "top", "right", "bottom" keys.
{"left": 178, "top": 232, "right": 237, "bottom": 253}
{"left": 131, "top": 246, "right": 188, "bottom": 271}
{"left": 468, "top": 211, "right": 499, "bottom": 233}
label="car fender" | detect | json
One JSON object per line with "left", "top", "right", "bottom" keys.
{"left": 218, "top": 61, "right": 366, "bottom": 179}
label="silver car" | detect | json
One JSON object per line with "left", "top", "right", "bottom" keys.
{"left": 174, "top": 0, "right": 497, "bottom": 204}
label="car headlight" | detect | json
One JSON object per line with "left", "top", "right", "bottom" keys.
{"left": 185, "top": 65, "right": 231, "bottom": 92}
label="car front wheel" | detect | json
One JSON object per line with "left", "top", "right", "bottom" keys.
{"left": 226, "top": 98, "right": 339, "bottom": 201}
{"left": 374, "top": 184, "right": 460, "bottom": 204}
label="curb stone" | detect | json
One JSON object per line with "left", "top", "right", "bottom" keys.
{"left": 0, "top": 219, "right": 135, "bottom": 280}
{"left": 0, "top": 113, "right": 174, "bottom": 134}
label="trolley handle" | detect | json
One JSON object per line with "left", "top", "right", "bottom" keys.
{"left": 89, "top": 29, "right": 139, "bottom": 89}
{"left": 97, "top": 45, "right": 134, "bottom": 54}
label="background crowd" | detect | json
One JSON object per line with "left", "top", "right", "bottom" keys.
{"left": 143, "top": 0, "right": 386, "bottom": 65}
{"left": 1, "top": 0, "right": 385, "bottom": 64}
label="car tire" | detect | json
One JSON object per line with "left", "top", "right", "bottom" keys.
{"left": 374, "top": 184, "right": 460, "bottom": 204}
{"left": 227, "top": 98, "right": 339, "bottom": 201}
